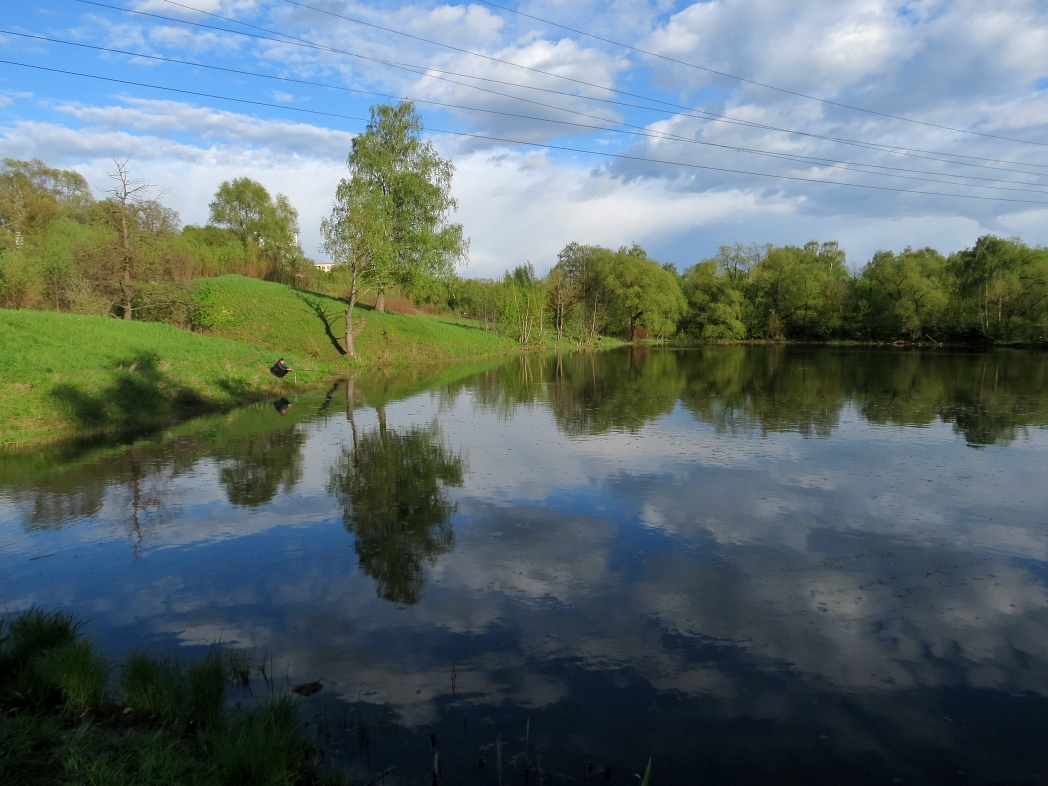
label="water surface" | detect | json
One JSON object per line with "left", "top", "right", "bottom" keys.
{"left": 3, "top": 347, "right": 1048, "bottom": 785}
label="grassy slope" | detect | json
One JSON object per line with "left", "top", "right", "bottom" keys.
{"left": 1, "top": 309, "right": 308, "bottom": 447}
{"left": 195, "top": 275, "right": 518, "bottom": 364}
{"left": 1, "top": 276, "right": 521, "bottom": 448}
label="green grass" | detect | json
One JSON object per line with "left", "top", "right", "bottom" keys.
{"left": 0, "top": 309, "right": 314, "bottom": 447}
{"left": 2, "top": 275, "right": 523, "bottom": 448}
{"left": 0, "top": 609, "right": 348, "bottom": 786}
{"left": 193, "top": 275, "right": 518, "bottom": 364}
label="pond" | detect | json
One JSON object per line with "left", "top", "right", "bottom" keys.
{"left": 3, "top": 346, "right": 1048, "bottom": 785}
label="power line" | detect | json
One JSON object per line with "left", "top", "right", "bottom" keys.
{"left": 3, "top": 58, "right": 1047, "bottom": 206}
{"left": 9, "top": 29, "right": 1045, "bottom": 194}
{"left": 472, "top": 0, "right": 1048, "bottom": 148}
{"left": 74, "top": 0, "right": 1048, "bottom": 178}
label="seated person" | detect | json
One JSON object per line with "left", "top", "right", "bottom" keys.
{"left": 270, "top": 358, "right": 292, "bottom": 378}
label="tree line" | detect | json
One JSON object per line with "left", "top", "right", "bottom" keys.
{"left": 3, "top": 100, "right": 1047, "bottom": 344}
{"left": 438, "top": 236, "right": 1048, "bottom": 345}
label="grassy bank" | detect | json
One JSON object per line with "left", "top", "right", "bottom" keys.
{"left": 0, "top": 609, "right": 347, "bottom": 786}
{"left": 0, "top": 309, "right": 315, "bottom": 448}
{"left": 1, "top": 276, "right": 523, "bottom": 448}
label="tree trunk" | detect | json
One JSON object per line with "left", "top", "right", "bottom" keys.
{"left": 122, "top": 267, "right": 133, "bottom": 320}
{"left": 377, "top": 289, "right": 386, "bottom": 312}
{"left": 121, "top": 210, "right": 133, "bottom": 320}
{"left": 345, "top": 296, "right": 357, "bottom": 358}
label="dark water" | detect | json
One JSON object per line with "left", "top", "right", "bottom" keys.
{"left": 3, "top": 347, "right": 1048, "bottom": 785}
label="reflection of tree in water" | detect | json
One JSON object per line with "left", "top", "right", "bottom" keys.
{"left": 467, "top": 350, "right": 686, "bottom": 436}
{"left": 217, "top": 427, "right": 306, "bottom": 507}
{"left": 3, "top": 401, "right": 314, "bottom": 545}
{"left": 328, "top": 405, "right": 465, "bottom": 605}
{"left": 549, "top": 349, "right": 686, "bottom": 436}
{"left": 462, "top": 346, "right": 1048, "bottom": 446}
{"left": 674, "top": 346, "right": 1048, "bottom": 446}
{"left": 679, "top": 345, "right": 848, "bottom": 437}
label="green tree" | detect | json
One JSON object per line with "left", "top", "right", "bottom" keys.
{"left": 555, "top": 241, "right": 613, "bottom": 340}
{"left": 0, "top": 158, "right": 92, "bottom": 244}
{"left": 604, "top": 246, "right": 686, "bottom": 340}
{"left": 544, "top": 265, "right": 577, "bottom": 343}
{"left": 858, "top": 247, "right": 947, "bottom": 339}
{"left": 498, "top": 263, "right": 546, "bottom": 344}
{"left": 346, "top": 101, "right": 467, "bottom": 311}
{"left": 681, "top": 258, "right": 748, "bottom": 340}
{"left": 208, "top": 177, "right": 303, "bottom": 284}
{"left": 321, "top": 180, "right": 394, "bottom": 357}
{"left": 947, "top": 236, "right": 1048, "bottom": 341}
{"left": 749, "top": 241, "right": 850, "bottom": 338}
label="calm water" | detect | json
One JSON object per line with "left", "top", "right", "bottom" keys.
{"left": 3, "top": 347, "right": 1048, "bottom": 785}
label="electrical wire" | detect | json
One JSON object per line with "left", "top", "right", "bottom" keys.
{"left": 74, "top": 0, "right": 1048, "bottom": 178}
{"left": 3, "top": 58, "right": 1047, "bottom": 206}
{"left": 471, "top": 0, "right": 1048, "bottom": 148}
{"left": 8, "top": 28, "right": 1046, "bottom": 193}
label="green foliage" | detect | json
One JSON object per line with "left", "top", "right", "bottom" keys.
{"left": 0, "top": 158, "right": 92, "bottom": 242}
{"left": 62, "top": 726, "right": 220, "bottom": 786}
{"left": 35, "top": 641, "right": 110, "bottom": 712}
{"left": 948, "top": 235, "right": 1048, "bottom": 341}
{"left": 209, "top": 697, "right": 306, "bottom": 786}
{"left": 0, "top": 609, "right": 348, "bottom": 786}
{"left": 346, "top": 101, "right": 467, "bottom": 303}
{"left": 321, "top": 176, "right": 395, "bottom": 356}
{"left": 678, "top": 236, "right": 1048, "bottom": 343}
{"left": 604, "top": 246, "right": 686, "bottom": 340}
{"left": 857, "top": 247, "right": 947, "bottom": 339}
{"left": 208, "top": 178, "right": 305, "bottom": 286}
{"left": 497, "top": 263, "right": 547, "bottom": 344}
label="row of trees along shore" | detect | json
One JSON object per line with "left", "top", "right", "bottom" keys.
{"left": 2, "top": 102, "right": 1047, "bottom": 345}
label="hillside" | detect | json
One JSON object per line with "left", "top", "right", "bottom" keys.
{"left": 1, "top": 279, "right": 521, "bottom": 447}
{"left": 191, "top": 275, "right": 517, "bottom": 364}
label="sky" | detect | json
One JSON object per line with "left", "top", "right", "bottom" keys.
{"left": 2, "top": 0, "right": 1048, "bottom": 276}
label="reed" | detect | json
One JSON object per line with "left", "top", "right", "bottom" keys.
{"left": 0, "top": 608, "right": 350, "bottom": 786}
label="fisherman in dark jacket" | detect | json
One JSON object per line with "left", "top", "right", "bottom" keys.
{"left": 270, "top": 358, "right": 292, "bottom": 378}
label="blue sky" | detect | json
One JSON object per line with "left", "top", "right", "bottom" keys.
{"left": 2, "top": 0, "right": 1047, "bottom": 276}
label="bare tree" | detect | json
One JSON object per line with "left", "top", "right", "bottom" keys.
{"left": 105, "top": 159, "right": 170, "bottom": 320}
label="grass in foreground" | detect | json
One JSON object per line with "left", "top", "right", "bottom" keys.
{"left": 0, "top": 608, "right": 349, "bottom": 786}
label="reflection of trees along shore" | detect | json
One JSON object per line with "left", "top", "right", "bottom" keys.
{"left": 2, "top": 400, "right": 314, "bottom": 541}
{"left": 330, "top": 380, "right": 466, "bottom": 605}
{"left": 457, "top": 347, "right": 1048, "bottom": 445}
{"left": 5, "top": 347, "right": 1048, "bottom": 544}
